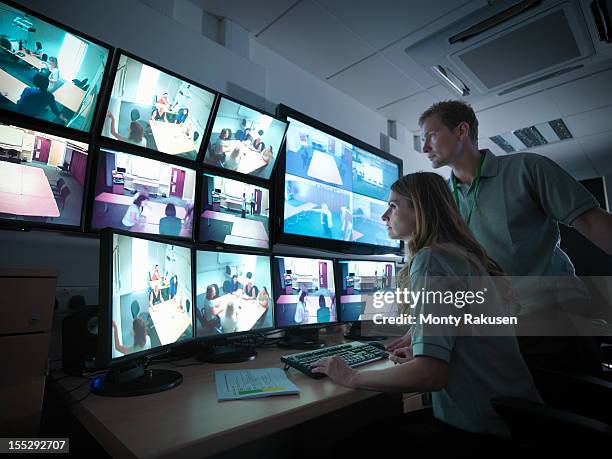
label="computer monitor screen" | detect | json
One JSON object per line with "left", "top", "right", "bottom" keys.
{"left": 202, "top": 97, "right": 288, "bottom": 180}
{"left": 196, "top": 250, "right": 273, "bottom": 337}
{"left": 90, "top": 148, "right": 197, "bottom": 238}
{"left": 273, "top": 256, "right": 336, "bottom": 327}
{"left": 101, "top": 53, "right": 216, "bottom": 161}
{"left": 199, "top": 173, "right": 270, "bottom": 249}
{"left": 338, "top": 260, "right": 396, "bottom": 322}
{"left": 0, "top": 121, "right": 89, "bottom": 227}
{"left": 0, "top": 1, "right": 110, "bottom": 133}
{"left": 109, "top": 233, "right": 193, "bottom": 360}
{"left": 283, "top": 116, "right": 400, "bottom": 248}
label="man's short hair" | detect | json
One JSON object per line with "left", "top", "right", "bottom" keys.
{"left": 418, "top": 100, "right": 478, "bottom": 144}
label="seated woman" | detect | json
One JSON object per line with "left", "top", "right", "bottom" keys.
{"left": 112, "top": 317, "right": 151, "bottom": 356}
{"left": 208, "top": 128, "right": 232, "bottom": 165}
{"left": 261, "top": 145, "right": 273, "bottom": 165}
{"left": 106, "top": 111, "right": 146, "bottom": 147}
{"left": 174, "top": 108, "right": 189, "bottom": 124}
{"left": 121, "top": 194, "right": 148, "bottom": 228}
{"left": 316, "top": 294, "right": 331, "bottom": 323}
{"left": 221, "top": 302, "right": 238, "bottom": 334}
{"left": 159, "top": 203, "right": 182, "bottom": 236}
{"left": 201, "top": 284, "right": 223, "bottom": 334}
{"left": 224, "top": 147, "right": 242, "bottom": 171}
{"left": 312, "top": 172, "right": 541, "bottom": 441}
{"left": 294, "top": 291, "right": 309, "bottom": 325}
{"left": 149, "top": 283, "right": 163, "bottom": 308}
{"left": 258, "top": 286, "right": 270, "bottom": 309}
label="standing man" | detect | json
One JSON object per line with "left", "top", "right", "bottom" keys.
{"left": 389, "top": 100, "right": 612, "bottom": 376}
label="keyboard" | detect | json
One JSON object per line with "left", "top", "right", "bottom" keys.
{"left": 281, "top": 341, "right": 388, "bottom": 379}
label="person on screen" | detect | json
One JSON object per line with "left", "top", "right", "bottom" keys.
{"left": 249, "top": 193, "right": 256, "bottom": 215}
{"left": 201, "top": 284, "right": 222, "bottom": 333}
{"left": 258, "top": 287, "right": 270, "bottom": 309}
{"left": 151, "top": 105, "right": 168, "bottom": 122}
{"left": 320, "top": 203, "right": 333, "bottom": 239}
{"left": 112, "top": 317, "right": 151, "bottom": 355}
{"left": 168, "top": 274, "right": 178, "bottom": 299}
{"left": 341, "top": 206, "right": 353, "bottom": 241}
{"left": 159, "top": 203, "right": 182, "bottom": 236}
{"left": 224, "top": 148, "right": 242, "bottom": 172}
{"left": 31, "top": 41, "right": 44, "bottom": 58}
{"left": 151, "top": 264, "right": 162, "bottom": 282}
{"left": 244, "top": 279, "right": 256, "bottom": 299}
{"left": 312, "top": 172, "right": 542, "bottom": 441}
{"left": 106, "top": 111, "right": 146, "bottom": 147}
{"left": 316, "top": 295, "right": 330, "bottom": 323}
{"left": 174, "top": 108, "right": 189, "bottom": 124}
{"left": 236, "top": 127, "right": 252, "bottom": 142}
{"left": 228, "top": 275, "right": 243, "bottom": 294}
{"left": 210, "top": 128, "right": 232, "bottom": 165}
{"left": 241, "top": 193, "right": 247, "bottom": 218}
{"left": 252, "top": 137, "right": 265, "bottom": 153}
{"left": 121, "top": 194, "right": 148, "bottom": 228}
{"left": 14, "top": 72, "right": 66, "bottom": 122}
{"left": 222, "top": 302, "right": 238, "bottom": 333}
{"left": 149, "top": 282, "right": 163, "bottom": 308}
{"left": 45, "top": 56, "right": 60, "bottom": 91}
{"left": 294, "top": 291, "right": 309, "bottom": 324}
{"left": 261, "top": 146, "right": 273, "bottom": 165}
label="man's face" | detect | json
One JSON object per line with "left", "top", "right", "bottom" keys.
{"left": 381, "top": 190, "right": 416, "bottom": 240}
{"left": 420, "top": 114, "right": 463, "bottom": 168}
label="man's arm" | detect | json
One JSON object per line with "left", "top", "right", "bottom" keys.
{"left": 572, "top": 207, "right": 612, "bottom": 255}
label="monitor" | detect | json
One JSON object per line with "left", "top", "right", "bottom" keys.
{"left": 0, "top": 121, "right": 90, "bottom": 229}
{"left": 337, "top": 260, "right": 396, "bottom": 322}
{"left": 202, "top": 96, "right": 288, "bottom": 180}
{"left": 195, "top": 249, "right": 273, "bottom": 338}
{"left": 95, "top": 230, "right": 194, "bottom": 395}
{"left": 272, "top": 255, "right": 337, "bottom": 328}
{"left": 278, "top": 105, "right": 401, "bottom": 253}
{"left": 89, "top": 148, "right": 197, "bottom": 239}
{"left": 100, "top": 52, "right": 216, "bottom": 162}
{"left": 198, "top": 173, "right": 270, "bottom": 249}
{"left": 0, "top": 1, "right": 111, "bottom": 133}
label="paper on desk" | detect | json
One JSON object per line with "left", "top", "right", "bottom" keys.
{"left": 215, "top": 368, "right": 300, "bottom": 401}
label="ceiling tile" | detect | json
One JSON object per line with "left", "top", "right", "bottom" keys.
{"left": 578, "top": 131, "right": 612, "bottom": 176}
{"left": 547, "top": 68, "right": 612, "bottom": 117}
{"left": 197, "top": 0, "right": 295, "bottom": 33}
{"left": 531, "top": 139, "right": 597, "bottom": 178}
{"left": 378, "top": 91, "right": 436, "bottom": 130}
{"left": 257, "top": 0, "right": 375, "bottom": 78}
{"left": 563, "top": 105, "right": 612, "bottom": 139}
{"left": 319, "top": 0, "right": 464, "bottom": 50}
{"left": 327, "top": 54, "right": 423, "bottom": 109}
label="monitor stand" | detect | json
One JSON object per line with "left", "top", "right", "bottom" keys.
{"left": 277, "top": 327, "right": 325, "bottom": 350}
{"left": 196, "top": 343, "right": 257, "bottom": 363}
{"left": 91, "top": 359, "right": 182, "bottom": 397}
{"left": 344, "top": 322, "right": 386, "bottom": 341}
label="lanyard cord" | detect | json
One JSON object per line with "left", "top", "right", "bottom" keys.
{"left": 452, "top": 153, "right": 486, "bottom": 225}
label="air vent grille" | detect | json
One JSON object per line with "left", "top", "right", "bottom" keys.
{"left": 489, "top": 118, "right": 573, "bottom": 153}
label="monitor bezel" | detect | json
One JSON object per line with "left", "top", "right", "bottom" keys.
{"left": 271, "top": 252, "right": 339, "bottom": 330}
{"left": 85, "top": 145, "right": 199, "bottom": 243}
{"left": 275, "top": 104, "right": 403, "bottom": 256}
{"left": 97, "top": 228, "right": 196, "bottom": 369}
{"left": 0, "top": 114, "right": 96, "bottom": 232}
{"left": 0, "top": 0, "right": 115, "bottom": 139}
{"left": 193, "top": 245, "right": 276, "bottom": 341}
{"left": 95, "top": 49, "right": 219, "bottom": 167}
{"left": 335, "top": 258, "right": 397, "bottom": 324}
{"left": 200, "top": 93, "right": 289, "bottom": 184}
{"left": 194, "top": 170, "right": 273, "bottom": 252}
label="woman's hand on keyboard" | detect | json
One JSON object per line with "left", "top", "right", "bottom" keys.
{"left": 389, "top": 346, "right": 413, "bottom": 365}
{"left": 311, "top": 356, "right": 356, "bottom": 387}
{"left": 386, "top": 332, "right": 412, "bottom": 352}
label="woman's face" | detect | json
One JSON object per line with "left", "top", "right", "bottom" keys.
{"left": 381, "top": 190, "right": 416, "bottom": 240}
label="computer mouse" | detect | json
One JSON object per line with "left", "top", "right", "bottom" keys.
{"left": 368, "top": 341, "right": 386, "bottom": 351}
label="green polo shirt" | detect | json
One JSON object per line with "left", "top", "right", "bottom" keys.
{"left": 450, "top": 150, "right": 599, "bottom": 313}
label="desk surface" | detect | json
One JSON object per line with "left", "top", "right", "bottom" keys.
{"left": 0, "top": 162, "right": 59, "bottom": 217}
{"left": 149, "top": 120, "right": 196, "bottom": 155}
{"left": 95, "top": 192, "right": 187, "bottom": 224}
{"left": 53, "top": 82, "right": 85, "bottom": 113}
{"left": 148, "top": 297, "right": 191, "bottom": 345}
{"left": 0, "top": 68, "right": 28, "bottom": 104}
{"left": 52, "top": 331, "right": 400, "bottom": 458}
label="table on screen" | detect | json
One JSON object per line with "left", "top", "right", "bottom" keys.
{"left": 201, "top": 209, "right": 268, "bottom": 248}
{"left": 0, "top": 162, "right": 60, "bottom": 217}
{"left": 95, "top": 192, "right": 187, "bottom": 224}
{"left": 148, "top": 298, "right": 191, "bottom": 345}
{"left": 223, "top": 140, "right": 267, "bottom": 175}
{"left": 149, "top": 120, "right": 196, "bottom": 155}
{"left": 211, "top": 292, "right": 267, "bottom": 332}
{"left": 0, "top": 68, "right": 29, "bottom": 104}
{"left": 53, "top": 82, "right": 86, "bottom": 113}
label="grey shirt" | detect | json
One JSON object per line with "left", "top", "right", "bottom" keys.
{"left": 450, "top": 150, "right": 598, "bottom": 312}
{"left": 409, "top": 246, "right": 542, "bottom": 437}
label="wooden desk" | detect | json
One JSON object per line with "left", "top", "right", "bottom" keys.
{"left": 0, "top": 162, "right": 60, "bottom": 217}
{"left": 0, "top": 68, "right": 28, "bottom": 104}
{"left": 51, "top": 332, "right": 402, "bottom": 458}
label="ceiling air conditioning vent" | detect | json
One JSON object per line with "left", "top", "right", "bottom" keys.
{"left": 489, "top": 118, "right": 573, "bottom": 153}
{"left": 591, "top": 0, "right": 612, "bottom": 42}
{"left": 449, "top": 0, "right": 542, "bottom": 44}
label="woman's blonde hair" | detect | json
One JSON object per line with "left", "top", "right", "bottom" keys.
{"left": 392, "top": 172, "right": 505, "bottom": 290}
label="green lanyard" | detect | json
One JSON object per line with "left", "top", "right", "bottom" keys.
{"left": 451, "top": 153, "right": 486, "bottom": 226}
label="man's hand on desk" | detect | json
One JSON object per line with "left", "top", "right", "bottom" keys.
{"left": 311, "top": 356, "right": 357, "bottom": 387}
{"left": 386, "top": 332, "right": 412, "bottom": 352}
{"left": 389, "top": 347, "right": 413, "bottom": 365}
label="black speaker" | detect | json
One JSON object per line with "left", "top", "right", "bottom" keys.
{"left": 62, "top": 305, "right": 99, "bottom": 375}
